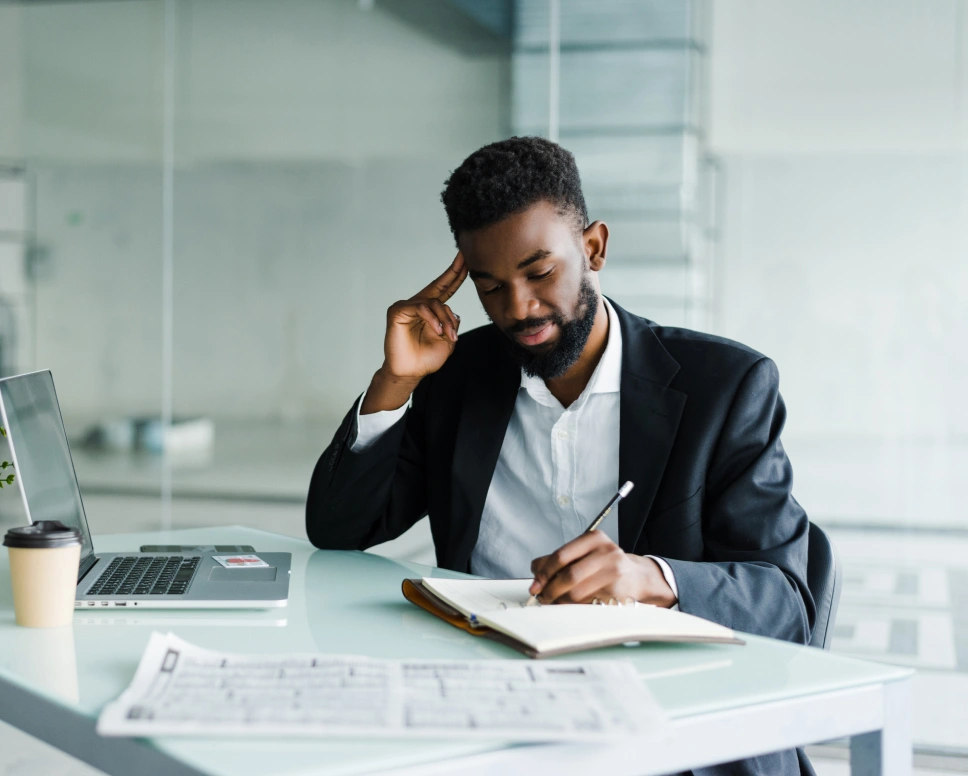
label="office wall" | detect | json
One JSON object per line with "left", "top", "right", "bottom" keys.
{"left": 20, "top": 1, "right": 165, "bottom": 164}
{"left": 19, "top": 0, "right": 508, "bottom": 164}
{"left": 708, "top": 0, "right": 968, "bottom": 526}
{"left": 30, "top": 160, "right": 490, "bottom": 420}
{"left": 0, "top": 6, "right": 23, "bottom": 160}
{"left": 709, "top": 0, "right": 968, "bottom": 154}
{"left": 18, "top": 0, "right": 507, "bottom": 420}
{"left": 717, "top": 155, "right": 968, "bottom": 439}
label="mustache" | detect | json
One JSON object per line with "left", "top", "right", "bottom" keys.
{"left": 508, "top": 315, "right": 560, "bottom": 334}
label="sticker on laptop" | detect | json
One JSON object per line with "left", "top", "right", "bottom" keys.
{"left": 212, "top": 554, "right": 270, "bottom": 569}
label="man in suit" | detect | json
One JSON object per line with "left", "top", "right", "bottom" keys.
{"left": 307, "top": 137, "right": 815, "bottom": 775}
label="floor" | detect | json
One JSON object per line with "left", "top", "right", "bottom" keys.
{"left": 1, "top": 490, "right": 967, "bottom": 773}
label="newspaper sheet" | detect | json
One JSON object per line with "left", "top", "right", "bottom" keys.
{"left": 97, "top": 632, "right": 666, "bottom": 741}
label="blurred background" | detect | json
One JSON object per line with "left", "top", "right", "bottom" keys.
{"left": 0, "top": 0, "right": 966, "bottom": 771}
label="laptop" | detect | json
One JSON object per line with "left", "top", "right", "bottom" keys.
{"left": 0, "top": 370, "right": 290, "bottom": 609}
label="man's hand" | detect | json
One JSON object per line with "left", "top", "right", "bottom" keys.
{"left": 529, "top": 531, "right": 677, "bottom": 607}
{"left": 362, "top": 254, "right": 467, "bottom": 414}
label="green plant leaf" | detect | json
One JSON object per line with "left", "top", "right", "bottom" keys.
{"left": 0, "top": 426, "right": 6, "bottom": 437}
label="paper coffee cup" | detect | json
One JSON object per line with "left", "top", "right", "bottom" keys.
{"left": 4, "top": 521, "right": 82, "bottom": 628}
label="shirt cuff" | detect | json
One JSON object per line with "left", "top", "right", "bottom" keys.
{"left": 646, "top": 555, "right": 679, "bottom": 611}
{"left": 350, "top": 389, "right": 410, "bottom": 452}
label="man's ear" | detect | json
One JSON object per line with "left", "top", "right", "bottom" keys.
{"left": 583, "top": 220, "right": 609, "bottom": 272}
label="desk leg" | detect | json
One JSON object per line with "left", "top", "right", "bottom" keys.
{"left": 849, "top": 680, "right": 911, "bottom": 776}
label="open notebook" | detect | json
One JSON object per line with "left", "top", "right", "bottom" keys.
{"left": 402, "top": 578, "right": 744, "bottom": 659}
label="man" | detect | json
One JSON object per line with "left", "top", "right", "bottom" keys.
{"left": 307, "top": 137, "right": 815, "bottom": 775}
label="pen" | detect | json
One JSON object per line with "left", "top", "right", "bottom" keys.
{"left": 526, "top": 480, "right": 635, "bottom": 606}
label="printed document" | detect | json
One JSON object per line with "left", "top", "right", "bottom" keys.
{"left": 97, "top": 632, "right": 666, "bottom": 741}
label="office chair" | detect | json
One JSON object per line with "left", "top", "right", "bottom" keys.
{"left": 795, "top": 523, "right": 843, "bottom": 775}
{"left": 806, "top": 521, "right": 843, "bottom": 650}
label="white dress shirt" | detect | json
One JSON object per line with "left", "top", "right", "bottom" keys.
{"left": 351, "top": 299, "right": 678, "bottom": 606}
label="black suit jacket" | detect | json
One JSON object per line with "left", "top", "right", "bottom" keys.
{"left": 307, "top": 301, "right": 816, "bottom": 775}
{"left": 308, "top": 300, "right": 814, "bottom": 642}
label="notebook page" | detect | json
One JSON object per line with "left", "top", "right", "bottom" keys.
{"left": 478, "top": 604, "right": 738, "bottom": 655}
{"left": 421, "top": 578, "right": 534, "bottom": 618}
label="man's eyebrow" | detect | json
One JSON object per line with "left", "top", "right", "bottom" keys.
{"left": 468, "top": 249, "right": 553, "bottom": 281}
{"left": 517, "top": 249, "right": 551, "bottom": 270}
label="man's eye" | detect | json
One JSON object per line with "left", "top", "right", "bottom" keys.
{"left": 530, "top": 269, "right": 553, "bottom": 281}
{"left": 482, "top": 285, "right": 502, "bottom": 296}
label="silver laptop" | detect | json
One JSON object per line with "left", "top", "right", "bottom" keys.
{"left": 0, "top": 371, "right": 290, "bottom": 609}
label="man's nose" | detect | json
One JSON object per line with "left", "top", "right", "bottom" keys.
{"left": 506, "top": 284, "right": 539, "bottom": 323}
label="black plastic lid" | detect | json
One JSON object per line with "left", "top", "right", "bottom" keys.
{"left": 3, "top": 520, "right": 82, "bottom": 549}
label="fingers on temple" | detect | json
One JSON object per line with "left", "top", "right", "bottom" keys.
{"left": 418, "top": 253, "right": 467, "bottom": 302}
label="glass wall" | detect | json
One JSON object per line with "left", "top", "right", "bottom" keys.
{"left": 1, "top": 1, "right": 167, "bottom": 532}
{"left": 166, "top": 0, "right": 510, "bottom": 527}
{"left": 2, "top": 0, "right": 513, "bottom": 542}
{"left": 709, "top": 0, "right": 968, "bottom": 757}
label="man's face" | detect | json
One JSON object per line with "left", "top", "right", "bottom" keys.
{"left": 458, "top": 200, "right": 606, "bottom": 379}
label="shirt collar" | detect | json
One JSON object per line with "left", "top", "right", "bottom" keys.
{"left": 520, "top": 297, "right": 623, "bottom": 407}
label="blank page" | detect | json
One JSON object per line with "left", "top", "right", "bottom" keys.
{"left": 421, "top": 578, "right": 534, "bottom": 618}
{"left": 480, "top": 603, "right": 738, "bottom": 655}
{"left": 420, "top": 578, "right": 739, "bottom": 655}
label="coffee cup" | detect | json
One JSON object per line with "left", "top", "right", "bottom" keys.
{"left": 4, "top": 521, "right": 81, "bottom": 627}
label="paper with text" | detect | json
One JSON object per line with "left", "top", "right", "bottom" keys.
{"left": 96, "top": 632, "right": 666, "bottom": 741}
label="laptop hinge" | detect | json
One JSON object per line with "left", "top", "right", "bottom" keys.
{"left": 77, "top": 554, "right": 99, "bottom": 584}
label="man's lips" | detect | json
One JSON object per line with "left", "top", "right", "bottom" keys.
{"left": 515, "top": 323, "right": 555, "bottom": 346}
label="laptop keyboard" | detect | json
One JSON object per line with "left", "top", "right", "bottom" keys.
{"left": 87, "top": 556, "right": 201, "bottom": 597}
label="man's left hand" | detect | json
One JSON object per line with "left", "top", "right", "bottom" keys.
{"left": 529, "top": 531, "right": 677, "bottom": 607}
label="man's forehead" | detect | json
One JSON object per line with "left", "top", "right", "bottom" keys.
{"left": 458, "top": 202, "right": 578, "bottom": 274}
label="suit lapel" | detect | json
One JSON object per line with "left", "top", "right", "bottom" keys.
{"left": 613, "top": 303, "right": 687, "bottom": 552}
{"left": 449, "top": 335, "right": 520, "bottom": 571}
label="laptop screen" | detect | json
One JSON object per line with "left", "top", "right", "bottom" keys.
{"left": 0, "top": 371, "right": 95, "bottom": 574}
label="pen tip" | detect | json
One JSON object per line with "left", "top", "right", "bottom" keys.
{"left": 619, "top": 481, "right": 634, "bottom": 498}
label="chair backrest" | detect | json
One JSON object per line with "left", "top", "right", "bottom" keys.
{"left": 806, "top": 521, "right": 842, "bottom": 650}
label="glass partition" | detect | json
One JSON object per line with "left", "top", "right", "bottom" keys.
{"left": 164, "top": 0, "right": 510, "bottom": 541}
{"left": 2, "top": 0, "right": 166, "bottom": 535}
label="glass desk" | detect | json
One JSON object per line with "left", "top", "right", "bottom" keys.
{"left": 0, "top": 526, "right": 913, "bottom": 775}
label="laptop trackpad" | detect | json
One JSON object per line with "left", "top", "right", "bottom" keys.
{"left": 208, "top": 567, "right": 277, "bottom": 583}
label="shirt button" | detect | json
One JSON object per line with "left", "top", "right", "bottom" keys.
{"left": 557, "top": 495, "right": 569, "bottom": 506}
{"left": 557, "top": 429, "right": 568, "bottom": 440}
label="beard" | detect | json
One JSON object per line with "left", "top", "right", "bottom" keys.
{"left": 499, "top": 274, "right": 600, "bottom": 381}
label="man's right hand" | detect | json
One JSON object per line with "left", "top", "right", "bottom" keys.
{"left": 361, "top": 254, "right": 467, "bottom": 414}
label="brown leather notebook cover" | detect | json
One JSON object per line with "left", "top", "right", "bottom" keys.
{"left": 401, "top": 578, "right": 542, "bottom": 657}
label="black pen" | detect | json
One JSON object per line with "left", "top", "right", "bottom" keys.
{"left": 527, "top": 480, "right": 635, "bottom": 606}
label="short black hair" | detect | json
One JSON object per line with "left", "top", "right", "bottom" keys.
{"left": 440, "top": 136, "right": 588, "bottom": 242}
